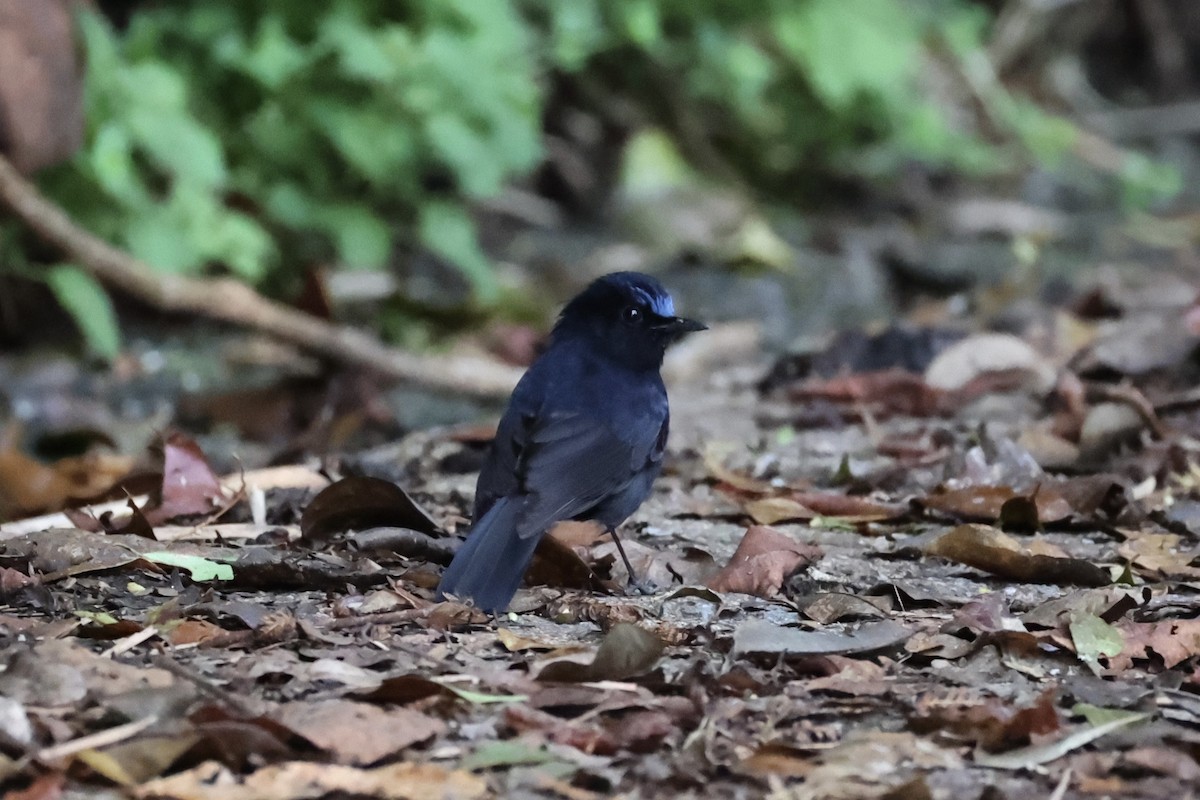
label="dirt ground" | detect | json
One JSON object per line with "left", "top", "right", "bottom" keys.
{"left": 2, "top": 266, "right": 1200, "bottom": 800}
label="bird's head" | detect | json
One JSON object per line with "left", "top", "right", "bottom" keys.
{"left": 553, "top": 272, "right": 706, "bottom": 369}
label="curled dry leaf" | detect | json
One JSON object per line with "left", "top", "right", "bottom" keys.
{"left": 537, "top": 623, "right": 664, "bottom": 682}
{"left": 920, "top": 485, "right": 1074, "bottom": 526}
{"left": 526, "top": 532, "right": 606, "bottom": 591}
{"left": 923, "top": 524, "right": 1110, "bottom": 586}
{"left": 924, "top": 332, "right": 1055, "bottom": 394}
{"left": 300, "top": 476, "right": 441, "bottom": 544}
{"left": 706, "top": 525, "right": 822, "bottom": 598}
{"left": 149, "top": 432, "right": 227, "bottom": 523}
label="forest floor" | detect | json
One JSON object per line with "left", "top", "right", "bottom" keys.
{"left": 1, "top": 260, "right": 1200, "bottom": 800}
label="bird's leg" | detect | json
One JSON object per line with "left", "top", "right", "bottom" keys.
{"left": 607, "top": 528, "right": 655, "bottom": 595}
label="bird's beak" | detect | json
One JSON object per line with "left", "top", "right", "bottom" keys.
{"left": 664, "top": 316, "right": 707, "bottom": 335}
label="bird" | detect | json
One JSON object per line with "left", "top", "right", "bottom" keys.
{"left": 437, "top": 272, "right": 706, "bottom": 612}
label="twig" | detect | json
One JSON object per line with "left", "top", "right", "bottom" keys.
{"left": 36, "top": 716, "right": 159, "bottom": 762}
{"left": 1085, "top": 382, "right": 1168, "bottom": 439}
{"left": 0, "top": 153, "right": 521, "bottom": 398}
{"left": 153, "top": 654, "right": 261, "bottom": 716}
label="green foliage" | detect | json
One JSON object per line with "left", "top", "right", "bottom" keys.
{"left": 49, "top": 2, "right": 543, "bottom": 303}
{"left": 524, "top": 0, "right": 1002, "bottom": 191}
{"left": 8, "top": 0, "right": 1179, "bottom": 355}
{"left": 44, "top": 265, "right": 122, "bottom": 358}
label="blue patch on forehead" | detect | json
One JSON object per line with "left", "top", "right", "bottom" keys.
{"left": 631, "top": 285, "right": 674, "bottom": 317}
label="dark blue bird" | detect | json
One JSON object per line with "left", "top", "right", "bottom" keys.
{"left": 437, "top": 272, "right": 705, "bottom": 612}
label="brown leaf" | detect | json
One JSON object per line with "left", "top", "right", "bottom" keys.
{"left": 790, "top": 492, "right": 906, "bottom": 521}
{"left": 0, "top": 431, "right": 134, "bottom": 519}
{"left": 921, "top": 485, "right": 1074, "bottom": 526}
{"left": 911, "top": 688, "right": 1062, "bottom": 752}
{"left": 300, "top": 476, "right": 441, "bottom": 543}
{"left": 744, "top": 496, "right": 813, "bottom": 524}
{"left": 271, "top": 700, "right": 444, "bottom": 765}
{"left": 924, "top": 524, "right": 1109, "bottom": 586}
{"left": 1108, "top": 618, "right": 1200, "bottom": 671}
{"left": 789, "top": 369, "right": 945, "bottom": 417}
{"left": 131, "top": 759, "right": 487, "bottom": 800}
{"left": 145, "top": 433, "right": 226, "bottom": 524}
{"left": 4, "top": 773, "right": 65, "bottom": 800}
{"left": 1118, "top": 533, "right": 1200, "bottom": 580}
{"left": 526, "top": 532, "right": 605, "bottom": 590}
{"left": 537, "top": 623, "right": 664, "bottom": 682}
{"left": 166, "top": 619, "right": 227, "bottom": 646}
{"left": 706, "top": 525, "right": 822, "bottom": 597}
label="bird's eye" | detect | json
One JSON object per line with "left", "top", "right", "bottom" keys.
{"left": 622, "top": 306, "right": 643, "bottom": 325}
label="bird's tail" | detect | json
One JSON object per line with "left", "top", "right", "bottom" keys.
{"left": 436, "top": 498, "right": 540, "bottom": 613}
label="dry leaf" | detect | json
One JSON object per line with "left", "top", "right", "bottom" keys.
{"left": 706, "top": 525, "right": 823, "bottom": 597}
{"left": 924, "top": 524, "right": 1109, "bottom": 586}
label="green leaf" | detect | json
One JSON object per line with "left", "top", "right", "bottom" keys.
{"left": 619, "top": 128, "right": 697, "bottom": 198}
{"left": 425, "top": 113, "right": 503, "bottom": 197}
{"left": 45, "top": 265, "right": 122, "bottom": 359}
{"left": 775, "top": 0, "right": 916, "bottom": 109}
{"left": 88, "top": 124, "right": 146, "bottom": 205}
{"left": 315, "top": 204, "right": 392, "bottom": 269}
{"left": 462, "top": 741, "right": 576, "bottom": 777}
{"left": 74, "top": 610, "right": 120, "bottom": 626}
{"left": 142, "top": 552, "right": 234, "bottom": 582}
{"left": 617, "top": 0, "right": 661, "bottom": 48}
{"left": 1069, "top": 612, "right": 1124, "bottom": 668}
{"left": 237, "top": 14, "right": 308, "bottom": 89}
{"left": 429, "top": 680, "right": 527, "bottom": 705}
{"left": 417, "top": 202, "right": 498, "bottom": 303}
{"left": 1072, "top": 703, "right": 1140, "bottom": 727}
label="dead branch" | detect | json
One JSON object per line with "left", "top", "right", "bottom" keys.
{"left": 0, "top": 153, "right": 521, "bottom": 398}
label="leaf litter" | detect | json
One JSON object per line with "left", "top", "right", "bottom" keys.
{"left": 3, "top": 273, "right": 1200, "bottom": 798}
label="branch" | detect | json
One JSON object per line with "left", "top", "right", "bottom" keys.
{"left": 0, "top": 153, "right": 521, "bottom": 398}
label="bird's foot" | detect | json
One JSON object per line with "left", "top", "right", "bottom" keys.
{"left": 626, "top": 576, "right": 658, "bottom": 596}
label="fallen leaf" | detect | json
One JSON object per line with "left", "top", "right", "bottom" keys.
{"left": 706, "top": 525, "right": 822, "bottom": 598}
{"left": 300, "top": 476, "right": 441, "bottom": 543}
{"left": 76, "top": 733, "right": 200, "bottom": 785}
{"left": 1107, "top": 618, "right": 1200, "bottom": 671}
{"left": 131, "top": 759, "right": 487, "bottom": 800}
{"left": 271, "top": 700, "right": 444, "bottom": 765}
{"left": 1070, "top": 613, "right": 1125, "bottom": 672}
{"left": 924, "top": 524, "right": 1109, "bottom": 586}
{"left": 924, "top": 332, "right": 1054, "bottom": 393}
{"left": 911, "top": 688, "right": 1062, "bottom": 751}
{"left": 526, "top": 532, "right": 605, "bottom": 590}
{"left": 537, "top": 623, "right": 664, "bottom": 682}
{"left": 789, "top": 369, "right": 945, "bottom": 417}
{"left": 973, "top": 711, "right": 1148, "bottom": 769}
{"left": 799, "top": 593, "right": 889, "bottom": 624}
{"left": 744, "top": 496, "right": 813, "bottom": 525}
{"left": 732, "top": 619, "right": 911, "bottom": 657}
{"left": 921, "top": 485, "right": 1074, "bottom": 526}
{"left": 142, "top": 552, "right": 234, "bottom": 582}
{"left": 461, "top": 739, "right": 577, "bottom": 775}
{"left": 147, "top": 432, "right": 227, "bottom": 523}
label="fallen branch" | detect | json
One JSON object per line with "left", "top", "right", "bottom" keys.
{"left": 0, "top": 153, "right": 521, "bottom": 397}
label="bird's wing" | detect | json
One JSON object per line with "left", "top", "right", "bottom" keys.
{"left": 513, "top": 411, "right": 641, "bottom": 539}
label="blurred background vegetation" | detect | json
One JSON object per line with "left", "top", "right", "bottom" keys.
{"left": 0, "top": 0, "right": 1194, "bottom": 356}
